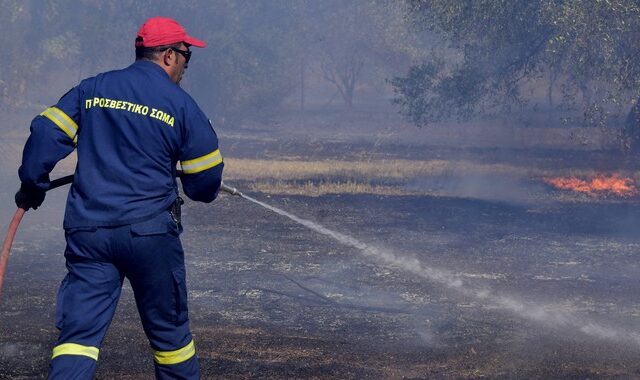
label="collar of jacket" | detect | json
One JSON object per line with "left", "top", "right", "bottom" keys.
{"left": 131, "top": 59, "right": 172, "bottom": 81}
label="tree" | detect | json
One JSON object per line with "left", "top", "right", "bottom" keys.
{"left": 392, "top": 0, "right": 640, "bottom": 131}
{"left": 298, "top": 0, "right": 420, "bottom": 109}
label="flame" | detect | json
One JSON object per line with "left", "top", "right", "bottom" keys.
{"left": 544, "top": 174, "right": 637, "bottom": 197}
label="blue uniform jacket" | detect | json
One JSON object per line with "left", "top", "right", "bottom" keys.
{"left": 19, "top": 60, "right": 224, "bottom": 228}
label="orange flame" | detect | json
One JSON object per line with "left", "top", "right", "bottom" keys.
{"left": 544, "top": 174, "right": 637, "bottom": 197}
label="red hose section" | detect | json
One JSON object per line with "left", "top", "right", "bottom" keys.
{"left": 0, "top": 208, "right": 26, "bottom": 299}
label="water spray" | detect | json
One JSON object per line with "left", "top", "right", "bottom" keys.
{"left": 222, "top": 183, "right": 640, "bottom": 348}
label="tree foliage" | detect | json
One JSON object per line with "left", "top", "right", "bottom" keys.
{"left": 392, "top": 0, "right": 640, "bottom": 129}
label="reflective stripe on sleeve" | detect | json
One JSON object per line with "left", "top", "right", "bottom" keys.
{"left": 153, "top": 339, "right": 196, "bottom": 365}
{"left": 51, "top": 343, "right": 100, "bottom": 361}
{"left": 40, "top": 106, "right": 78, "bottom": 140}
{"left": 180, "top": 149, "right": 222, "bottom": 174}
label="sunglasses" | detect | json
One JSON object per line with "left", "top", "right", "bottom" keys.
{"left": 170, "top": 47, "right": 192, "bottom": 63}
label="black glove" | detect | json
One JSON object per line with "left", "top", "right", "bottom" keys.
{"left": 15, "top": 183, "right": 46, "bottom": 210}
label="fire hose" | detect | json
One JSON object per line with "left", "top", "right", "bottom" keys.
{"left": 0, "top": 174, "right": 240, "bottom": 299}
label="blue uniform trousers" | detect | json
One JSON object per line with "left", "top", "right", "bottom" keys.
{"left": 48, "top": 211, "right": 200, "bottom": 379}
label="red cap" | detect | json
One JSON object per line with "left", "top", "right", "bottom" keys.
{"left": 135, "top": 17, "right": 206, "bottom": 48}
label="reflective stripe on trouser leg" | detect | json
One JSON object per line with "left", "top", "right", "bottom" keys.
{"left": 153, "top": 339, "right": 196, "bottom": 365}
{"left": 49, "top": 342, "right": 100, "bottom": 380}
{"left": 52, "top": 343, "right": 99, "bottom": 361}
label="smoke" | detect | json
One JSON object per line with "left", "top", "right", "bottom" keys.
{"left": 241, "top": 193, "right": 640, "bottom": 347}
{"left": 407, "top": 173, "right": 546, "bottom": 205}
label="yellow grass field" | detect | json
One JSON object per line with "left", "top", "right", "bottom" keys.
{"left": 223, "top": 157, "right": 640, "bottom": 196}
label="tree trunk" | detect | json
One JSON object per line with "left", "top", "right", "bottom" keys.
{"left": 344, "top": 81, "right": 354, "bottom": 108}
{"left": 547, "top": 69, "right": 556, "bottom": 124}
{"left": 580, "top": 81, "right": 592, "bottom": 108}
{"left": 624, "top": 101, "right": 640, "bottom": 153}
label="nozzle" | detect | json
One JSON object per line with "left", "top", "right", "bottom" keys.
{"left": 220, "top": 182, "right": 242, "bottom": 196}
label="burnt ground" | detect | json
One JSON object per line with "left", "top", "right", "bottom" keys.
{"left": 2, "top": 125, "right": 640, "bottom": 379}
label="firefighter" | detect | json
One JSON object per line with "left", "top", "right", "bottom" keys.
{"left": 15, "top": 17, "right": 223, "bottom": 379}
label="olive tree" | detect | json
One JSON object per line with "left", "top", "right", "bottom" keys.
{"left": 392, "top": 0, "right": 640, "bottom": 136}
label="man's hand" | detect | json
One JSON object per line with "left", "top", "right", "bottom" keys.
{"left": 14, "top": 184, "right": 46, "bottom": 210}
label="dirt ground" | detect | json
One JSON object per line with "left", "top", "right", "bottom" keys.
{"left": 2, "top": 116, "right": 640, "bottom": 379}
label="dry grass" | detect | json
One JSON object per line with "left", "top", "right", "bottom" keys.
{"left": 250, "top": 180, "right": 419, "bottom": 196}
{"left": 223, "top": 157, "right": 544, "bottom": 181}
{"left": 223, "top": 157, "right": 640, "bottom": 196}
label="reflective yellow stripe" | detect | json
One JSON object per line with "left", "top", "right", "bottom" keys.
{"left": 40, "top": 106, "right": 78, "bottom": 140}
{"left": 153, "top": 340, "right": 196, "bottom": 365}
{"left": 180, "top": 149, "right": 222, "bottom": 174}
{"left": 51, "top": 343, "right": 99, "bottom": 361}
